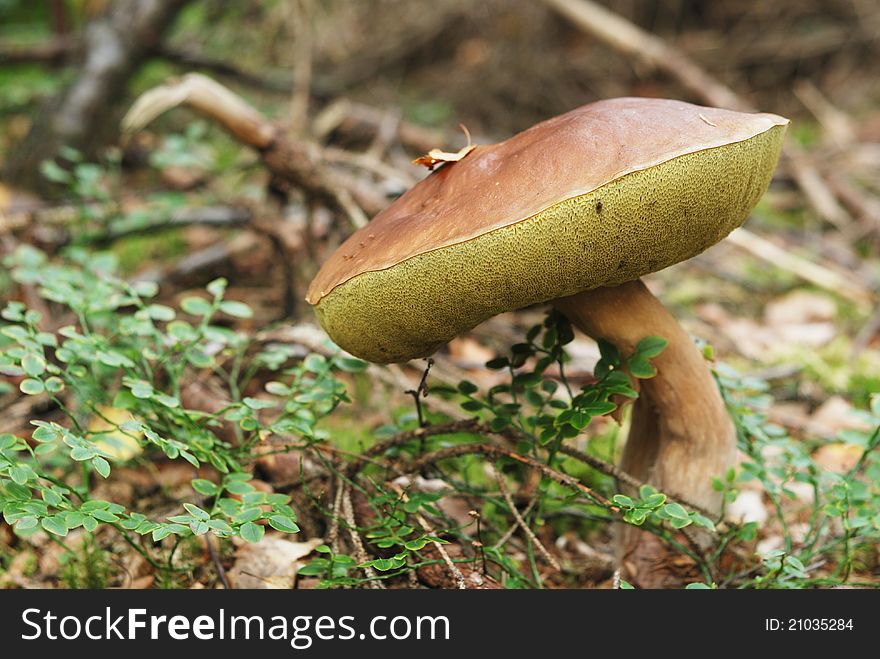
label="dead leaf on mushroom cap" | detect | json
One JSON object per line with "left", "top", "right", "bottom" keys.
{"left": 412, "top": 124, "right": 476, "bottom": 171}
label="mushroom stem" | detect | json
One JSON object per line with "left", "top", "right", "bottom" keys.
{"left": 552, "top": 279, "right": 736, "bottom": 587}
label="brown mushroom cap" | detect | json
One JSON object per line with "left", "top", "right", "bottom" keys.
{"left": 307, "top": 97, "right": 788, "bottom": 363}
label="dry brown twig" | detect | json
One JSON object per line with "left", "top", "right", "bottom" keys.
{"left": 492, "top": 466, "right": 561, "bottom": 572}
{"left": 493, "top": 493, "right": 539, "bottom": 550}
{"left": 121, "top": 73, "right": 369, "bottom": 228}
{"left": 341, "top": 485, "right": 384, "bottom": 589}
{"left": 725, "top": 228, "right": 873, "bottom": 308}
{"left": 411, "top": 443, "right": 617, "bottom": 511}
{"left": 325, "top": 480, "right": 345, "bottom": 553}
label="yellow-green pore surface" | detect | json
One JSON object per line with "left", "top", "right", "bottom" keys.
{"left": 314, "top": 124, "right": 786, "bottom": 363}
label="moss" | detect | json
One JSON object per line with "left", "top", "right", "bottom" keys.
{"left": 315, "top": 125, "right": 787, "bottom": 362}
{"left": 113, "top": 228, "right": 188, "bottom": 274}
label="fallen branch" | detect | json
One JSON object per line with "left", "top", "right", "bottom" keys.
{"left": 345, "top": 419, "right": 484, "bottom": 476}
{"left": 726, "top": 228, "right": 874, "bottom": 307}
{"left": 492, "top": 466, "right": 561, "bottom": 572}
{"left": 121, "top": 73, "right": 370, "bottom": 228}
{"left": 410, "top": 443, "right": 617, "bottom": 510}
{"left": 341, "top": 485, "right": 384, "bottom": 589}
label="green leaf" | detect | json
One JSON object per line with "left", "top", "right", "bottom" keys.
{"left": 41, "top": 516, "right": 69, "bottom": 537}
{"left": 153, "top": 393, "right": 179, "bottom": 408}
{"left": 19, "top": 378, "right": 44, "bottom": 395}
{"left": 31, "top": 426, "right": 57, "bottom": 442}
{"left": 0, "top": 433, "right": 19, "bottom": 449}
{"left": 664, "top": 502, "right": 689, "bottom": 520}
{"left": 191, "top": 521, "right": 210, "bottom": 536}
{"left": 129, "top": 382, "right": 153, "bottom": 399}
{"left": 207, "top": 519, "right": 234, "bottom": 535}
{"left": 239, "top": 522, "right": 264, "bottom": 543}
{"left": 336, "top": 356, "right": 368, "bottom": 373}
{"left": 612, "top": 494, "right": 634, "bottom": 508}
{"left": 181, "top": 297, "right": 213, "bottom": 316}
{"left": 641, "top": 493, "right": 667, "bottom": 508}
{"left": 21, "top": 353, "right": 46, "bottom": 377}
{"left": 635, "top": 336, "right": 668, "bottom": 359}
{"left": 97, "top": 350, "right": 134, "bottom": 368}
{"left": 265, "top": 381, "right": 290, "bottom": 396}
{"left": 457, "top": 380, "right": 478, "bottom": 395}
{"left": 219, "top": 300, "right": 252, "bottom": 318}
{"left": 113, "top": 390, "right": 138, "bottom": 410}
{"left": 363, "top": 556, "right": 406, "bottom": 571}
{"left": 92, "top": 457, "right": 111, "bottom": 478}
{"left": 691, "top": 514, "right": 716, "bottom": 531}
{"left": 207, "top": 278, "right": 227, "bottom": 298}
{"left": 233, "top": 507, "right": 262, "bottom": 523}
{"left": 152, "top": 527, "right": 173, "bottom": 542}
{"left": 40, "top": 160, "right": 72, "bottom": 184}
{"left": 90, "top": 509, "right": 119, "bottom": 523}
{"left": 597, "top": 339, "right": 621, "bottom": 364}
{"left": 146, "top": 304, "right": 176, "bottom": 321}
{"left": 226, "top": 481, "right": 255, "bottom": 496}
{"left": 80, "top": 500, "right": 111, "bottom": 512}
{"left": 579, "top": 401, "right": 617, "bottom": 416}
{"left": 627, "top": 355, "right": 656, "bottom": 379}
{"left": 70, "top": 446, "right": 95, "bottom": 462}
{"left": 268, "top": 516, "right": 300, "bottom": 533}
{"left": 685, "top": 582, "right": 712, "bottom": 589}
{"left": 70, "top": 446, "right": 95, "bottom": 461}
{"left": 183, "top": 503, "right": 210, "bottom": 520}
{"left": 192, "top": 479, "right": 218, "bottom": 496}
{"left": 44, "top": 377, "right": 64, "bottom": 393}
{"left": 243, "top": 397, "right": 275, "bottom": 410}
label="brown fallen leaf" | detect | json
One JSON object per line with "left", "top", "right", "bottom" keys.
{"left": 810, "top": 396, "right": 873, "bottom": 436}
{"left": 229, "top": 535, "right": 323, "bottom": 589}
{"left": 412, "top": 124, "right": 476, "bottom": 171}
{"left": 812, "top": 443, "right": 863, "bottom": 473}
{"left": 447, "top": 336, "right": 494, "bottom": 368}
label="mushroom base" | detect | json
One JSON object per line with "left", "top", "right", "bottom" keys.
{"left": 552, "top": 279, "right": 736, "bottom": 588}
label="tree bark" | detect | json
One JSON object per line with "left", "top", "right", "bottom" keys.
{"left": 4, "top": 0, "right": 190, "bottom": 191}
{"left": 552, "top": 279, "right": 737, "bottom": 587}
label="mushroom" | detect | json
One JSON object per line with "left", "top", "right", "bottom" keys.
{"left": 307, "top": 97, "right": 788, "bottom": 586}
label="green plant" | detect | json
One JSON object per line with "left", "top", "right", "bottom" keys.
{"left": 717, "top": 364, "right": 880, "bottom": 588}
{"left": 59, "top": 535, "right": 110, "bottom": 589}
{"left": 0, "top": 245, "right": 365, "bottom": 579}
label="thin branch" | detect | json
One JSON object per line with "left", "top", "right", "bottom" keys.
{"left": 494, "top": 493, "right": 539, "bottom": 550}
{"left": 121, "top": 73, "right": 369, "bottom": 228}
{"left": 492, "top": 466, "right": 561, "bottom": 572}
{"left": 726, "top": 228, "right": 874, "bottom": 307}
{"left": 556, "top": 444, "right": 718, "bottom": 521}
{"left": 410, "top": 443, "right": 617, "bottom": 510}
{"left": 344, "top": 418, "right": 484, "bottom": 475}
{"left": 341, "top": 485, "right": 384, "bottom": 589}
{"left": 205, "top": 534, "right": 231, "bottom": 589}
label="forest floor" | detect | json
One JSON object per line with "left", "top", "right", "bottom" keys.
{"left": 1, "top": 0, "right": 879, "bottom": 589}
